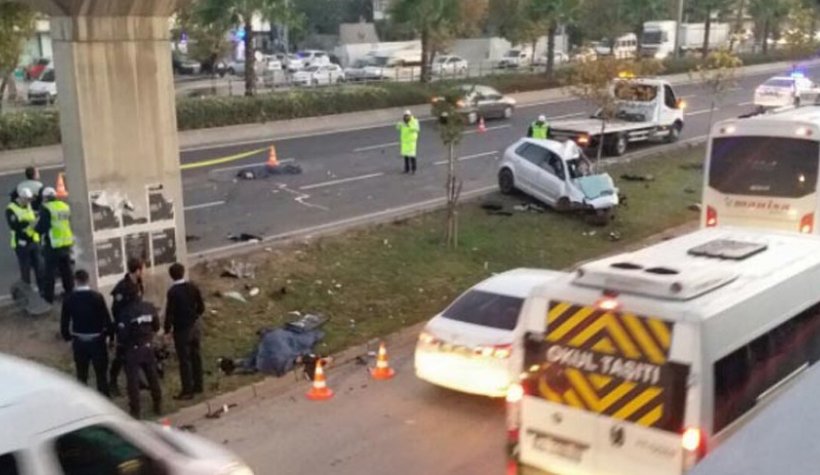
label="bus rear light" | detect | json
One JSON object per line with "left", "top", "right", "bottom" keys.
{"left": 682, "top": 427, "right": 707, "bottom": 469}
{"left": 706, "top": 206, "right": 718, "bottom": 227}
{"left": 681, "top": 427, "right": 702, "bottom": 452}
{"left": 800, "top": 213, "right": 814, "bottom": 234}
{"left": 506, "top": 383, "right": 525, "bottom": 443}
{"left": 796, "top": 126, "right": 813, "bottom": 137}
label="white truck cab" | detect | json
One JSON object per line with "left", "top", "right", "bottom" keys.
{"left": 0, "top": 353, "right": 252, "bottom": 475}
{"left": 549, "top": 76, "right": 686, "bottom": 156}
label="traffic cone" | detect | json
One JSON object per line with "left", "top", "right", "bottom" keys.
{"left": 55, "top": 173, "right": 68, "bottom": 199}
{"left": 478, "top": 117, "right": 487, "bottom": 133}
{"left": 265, "top": 145, "right": 279, "bottom": 168}
{"left": 305, "top": 359, "right": 334, "bottom": 401}
{"left": 370, "top": 341, "right": 395, "bottom": 380}
{"left": 160, "top": 418, "right": 172, "bottom": 430}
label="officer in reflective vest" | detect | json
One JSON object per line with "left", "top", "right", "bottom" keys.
{"left": 5, "top": 187, "right": 44, "bottom": 290}
{"left": 396, "top": 110, "right": 420, "bottom": 174}
{"left": 36, "top": 187, "right": 75, "bottom": 304}
{"left": 527, "top": 115, "right": 550, "bottom": 140}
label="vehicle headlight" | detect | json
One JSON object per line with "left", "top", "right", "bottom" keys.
{"left": 221, "top": 463, "right": 254, "bottom": 475}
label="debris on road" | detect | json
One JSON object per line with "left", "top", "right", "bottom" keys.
{"left": 227, "top": 233, "right": 262, "bottom": 243}
{"left": 513, "top": 203, "right": 546, "bottom": 213}
{"left": 220, "top": 291, "right": 247, "bottom": 304}
{"left": 205, "top": 403, "right": 238, "bottom": 419}
{"left": 247, "top": 287, "right": 261, "bottom": 298}
{"left": 236, "top": 164, "right": 303, "bottom": 180}
{"left": 608, "top": 231, "right": 622, "bottom": 242}
{"left": 220, "top": 260, "right": 256, "bottom": 279}
{"left": 620, "top": 173, "right": 655, "bottom": 182}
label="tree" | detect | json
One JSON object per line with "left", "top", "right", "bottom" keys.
{"left": 569, "top": 57, "right": 663, "bottom": 162}
{"left": 688, "top": 0, "right": 736, "bottom": 58}
{"left": 390, "top": 0, "right": 487, "bottom": 83}
{"left": 748, "top": 0, "right": 790, "bottom": 54}
{"left": 691, "top": 49, "right": 742, "bottom": 133}
{"left": 782, "top": 0, "right": 817, "bottom": 56}
{"left": 623, "top": 0, "right": 667, "bottom": 53}
{"left": 196, "top": 0, "right": 295, "bottom": 96}
{"left": 432, "top": 92, "right": 466, "bottom": 248}
{"left": 577, "top": 0, "right": 628, "bottom": 47}
{"left": 493, "top": 0, "right": 546, "bottom": 71}
{"left": 173, "top": 4, "right": 233, "bottom": 73}
{"left": 531, "top": 0, "right": 581, "bottom": 80}
{"left": 0, "top": 3, "right": 36, "bottom": 111}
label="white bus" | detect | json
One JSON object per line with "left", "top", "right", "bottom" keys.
{"left": 703, "top": 106, "right": 820, "bottom": 233}
{"left": 507, "top": 227, "right": 820, "bottom": 475}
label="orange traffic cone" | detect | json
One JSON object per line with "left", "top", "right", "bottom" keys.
{"left": 305, "top": 359, "right": 334, "bottom": 401}
{"left": 55, "top": 173, "right": 68, "bottom": 199}
{"left": 266, "top": 145, "right": 279, "bottom": 168}
{"left": 160, "top": 418, "right": 172, "bottom": 430}
{"left": 478, "top": 117, "right": 487, "bottom": 133}
{"left": 370, "top": 342, "right": 395, "bottom": 380}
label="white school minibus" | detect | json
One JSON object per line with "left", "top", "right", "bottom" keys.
{"left": 703, "top": 106, "right": 820, "bottom": 233}
{"left": 507, "top": 227, "right": 820, "bottom": 475}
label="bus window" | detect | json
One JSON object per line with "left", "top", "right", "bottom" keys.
{"left": 709, "top": 137, "right": 819, "bottom": 198}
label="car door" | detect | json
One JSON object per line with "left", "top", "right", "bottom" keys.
{"left": 514, "top": 143, "right": 553, "bottom": 203}
{"left": 534, "top": 150, "right": 568, "bottom": 204}
{"left": 480, "top": 87, "right": 505, "bottom": 118}
{"left": 661, "top": 84, "right": 681, "bottom": 125}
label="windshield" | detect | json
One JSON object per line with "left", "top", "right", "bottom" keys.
{"left": 39, "top": 70, "right": 55, "bottom": 82}
{"left": 763, "top": 78, "right": 794, "bottom": 88}
{"left": 505, "top": 50, "right": 520, "bottom": 57}
{"left": 642, "top": 31, "right": 666, "bottom": 44}
{"left": 441, "top": 290, "right": 523, "bottom": 331}
{"left": 613, "top": 82, "right": 658, "bottom": 102}
{"left": 435, "top": 57, "right": 448, "bottom": 63}
{"left": 304, "top": 66, "right": 320, "bottom": 72}
{"left": 709, "top": 136, "right": 820, "bottom": 198}
{"left": 370, "top": 56, "right": 390, "bottom": 67}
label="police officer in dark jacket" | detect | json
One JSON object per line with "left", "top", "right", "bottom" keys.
{"left": 109, "top": 257, "right": 145, "bottom": 396}
{"left": 164, "top": 263, "right": 205, "bottom": 400}
{"left": 60, "top": 269, "right": 113, "bottom": 396}
{"left": 120, "top": 295, "right": 162, "bottom": 418}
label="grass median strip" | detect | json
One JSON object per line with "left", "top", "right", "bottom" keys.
{"left": 0, "top": 143, "right": 706, "bottom": 415}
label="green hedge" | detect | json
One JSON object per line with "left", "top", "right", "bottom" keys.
{"left": 0, "top": 49, "right": 812, "bottom": 151}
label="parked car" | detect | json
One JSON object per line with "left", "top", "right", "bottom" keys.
{"left": 295, "top": 50, "right": 331, "bottom": 68}
{"left": 533, "top": 51, "right": 569, "bottom": 66}
{"left": 496, "top": 49, "right": 532, "bottom": 69}
{"left": 27, "top": 68, "right": 57, "bottom": 105}
{"left": 285, "top": 54, "right": 305, "bottom": 72}
{"left": 0, "top": 353, "right": 254, "bottom": 475}
{"left": 432, "top": 55, "right": 469, "bottom": 76}
{"left": 260, "top": 54, "right": 283, "bottom": 71}
{"left": 292, "top": 64, "right": 345, "bottom": 86}
{"left": 362, "top": 51, "right": 423, "bottom": 81}
{"left": 498, "top": 138, "right": 620, "bottom": 221}
{"left": 414, "top": 268, "right": 566, "bottom": 397}
{"left": 432, "top": 84, "right": 516, "bottom": 125}
{"left": 570, "top": 46, "right": 598, "bottom": 63}
{"left": 344, "top": 57, "right": 377, "bottom": 82}
{"left": 172, "top": 53, "right": 202, "bottom": 75}
{"left": 24, "top": 58, "right": 50, "bottom": 81}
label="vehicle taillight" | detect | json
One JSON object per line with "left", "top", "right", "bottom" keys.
{"left": 577, "top": 135, "right": 590, "bottom": 145}
{"left": 800, "top": 213, "right": 814, "bottom": 234}
{"left": 506, "top": 383, "right": 525, "bottom": 443}
{"left": 682, "top": 427, "right": 707, "bottom": 470}
{"left": 475, "top": 344, "right": 513, "bottom": 359}
{"left": 418, "top": 331, "right": 439, "bottom": 345}
{"left": 706, "top": 206, "right": 718, "bottom": 227}
{"left": 596, "top": 297, "right": 619, "bottom": 311}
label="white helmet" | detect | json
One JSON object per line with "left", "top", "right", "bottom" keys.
{"left": 403, "top": 109, "right": 412, "bottom": 116}
{"left": 18, "top": 188, "right": 33, "bottom": 200}
{"left": 42, "top": 187, "right": 56, "bottom": 198}
{"left": 538, "top": 114, "right": 547, "bottom": 122}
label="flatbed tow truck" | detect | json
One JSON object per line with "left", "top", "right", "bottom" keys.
{"left": 549, "top": 75, "right": 687, "bottom": 156}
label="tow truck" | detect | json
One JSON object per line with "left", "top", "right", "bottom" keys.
{"left": 549, "top": 75, "right": 686, "bottom": 156}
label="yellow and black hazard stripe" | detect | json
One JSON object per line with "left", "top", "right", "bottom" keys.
{"left": 536, "top": 368, "right": 667, "bottom": 428}
{"left": 546, "top": 302, "right": 672, "bottom": 364}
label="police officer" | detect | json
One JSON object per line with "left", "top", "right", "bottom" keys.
{"left": 120, "top": 294, "right": 162, "bottom": 418}
{"left": 60, "top": 269, "right": 113, "bottom": 396}
{"left": 109, "top": 257, "right": 145, "bottom": 397}
{"left": 5, "top": 188, "right": 44, "bottom": 290}
{"left": 14, "top": 166, "right": 44, "bottom": 211}
{"left": 527, "top": 115, "right": 550, "bottom": 139}
{"left": 36, "top": 187, "right": 75, "bottom": 304}
{"left": 396, "top": 110, "right": 420, "bottom": 174}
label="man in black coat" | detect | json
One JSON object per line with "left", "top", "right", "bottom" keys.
{"left": 108, "top": 257, "right": 144, "bottom": 396}
{"left": 120, "top": 294, "right": 162, "bottom": 418}
{"left": 164, "top": 262, "right": 205, "bottom": 400}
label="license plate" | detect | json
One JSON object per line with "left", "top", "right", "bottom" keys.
{"left": 531, "top": 433, "right": 587, "bottom": 463}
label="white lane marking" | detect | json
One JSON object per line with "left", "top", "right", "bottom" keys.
{"left": 210, "top": 158, "right": 294, "bottom": 174}
{"left": 434, "top": 151, "right": 498, "bottom": 166}
{"left": 0, "top": 163, "right": 62, "bottom": 178}
{"left": 738, "top": 101, "right": 755, "bottom": 106}
{"left": 299, "top": 172, "right": 385, "bottom": 191}
{"left": 686, "top": 108, "right": 713, "bottom": 116}
{"left": 277, "top": 184, "right": 329, "bottom": 211}
{"left": 184, "top": 200, "right": 226, "bottom": 211}
{"left": 354, "top": 142, "right": 399, "bottom": 152}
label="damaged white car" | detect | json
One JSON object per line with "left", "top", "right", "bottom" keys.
{"left": 498, "top": 138, "right": 619, "bottom": 223}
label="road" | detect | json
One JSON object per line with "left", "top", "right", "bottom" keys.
{"left": 0, "top": 65, "right": 809, "bottom": 294}
{"left": 193, "top": 326, "right": 509, "bottom": 475}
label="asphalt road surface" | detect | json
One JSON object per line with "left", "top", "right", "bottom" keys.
{"left": 0, "top": 65, "right": 812, "bottom": 295}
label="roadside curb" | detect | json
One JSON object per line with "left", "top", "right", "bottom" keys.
{"left": 0, "top": 57, "right": 811, "bottom": 173}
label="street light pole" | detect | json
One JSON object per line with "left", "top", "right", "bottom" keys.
{"left": 674, "top": 0, "right": 685, "bottom": 58}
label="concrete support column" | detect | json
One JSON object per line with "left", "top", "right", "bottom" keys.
{"left": 41, "top": 4, "right": 187, "bottom": 293}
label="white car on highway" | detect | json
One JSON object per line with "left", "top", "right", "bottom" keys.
{"left": 0, "top": 353, "right": 253, "bottom": 475}
{"left": 754, "top": 73, "right": 815, "bottom": 109}
{"left": 432, "top": 55, "right": 469, "bottom": 76}
{"left": 292, "top": 64, "right": 345, "bottom": 86}
{"left": 498, "top": 138, "right": 619, "bottom": 221}
{"left": 414, "top": 268, "right": 565, "bottom": 397}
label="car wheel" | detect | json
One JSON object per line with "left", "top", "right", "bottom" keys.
{"left": 498, "top": 168, "right": 515, "bottom": 194}
{"left": 503, "top": 107, "right": 513, "bottom": 119}
{"left": 607, "top": 134, "right": 628, "bottom": 156}
{"left": 556, "top": 197, "right": 572, "bottom": 213}
{"left": 666, "top": 121, "right": 682, "bottom": 143}
{"left": 466, "top": 111, "right": 478, "bottom": 125}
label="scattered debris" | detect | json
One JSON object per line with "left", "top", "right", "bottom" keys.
{"left": 480, "top": 202, "right": 504, "bottom": 211}
{"left": 205, "top": 403, "right": 238, "bottom": 419}
{"left": 266, "top": 163, "right": 303, "bottom": 175}
{"left": 220, "top": 260, "right": 256, "bottom": 279}
{"left": 179, "top": 424, "right": 197, "bottom": 433}
{"left": 185, "top": 235, "right": 201, "bottom": 242}
{"left": 227, "top": 233, "right": 262, "bottom": 243}
{"left": 608, "top": 231, "right": 622, "bottom": 242}
{"left": 620, "top": 174, "right": 655, "bottom": 182}
{"left": 582, "top": 230, "right": 597, "bottom": 237}
{"left": 688, "top": 203, "right": 702, "bottom": 212}
{"left": 513, "top": 202, "right": 546, "bottom": 213}
{"left": 220, "top": 291, "right": 247, "bottom": 304}
{"left": 247, "top": 287, "right": 261, "bottom": 298}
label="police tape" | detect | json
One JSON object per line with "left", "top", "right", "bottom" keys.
{"left": 180, "top": 147, "right": 268, "bottom": 171}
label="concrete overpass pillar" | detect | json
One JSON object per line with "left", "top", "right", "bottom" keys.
{"left": 24, "top": 0, "right": 190, "bottom": 294}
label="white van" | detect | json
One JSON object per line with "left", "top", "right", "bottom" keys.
{"left": 363, "top": 49, "right": 423, "bottom": 81}
{"left": 509, "top": 227, "right": 820, "bottom": 475}
{"left": 0, "top": 353, "right": 253, "bottom": 475}
{"left": 595, "top": 33, "right": 638, "bottom": 59}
